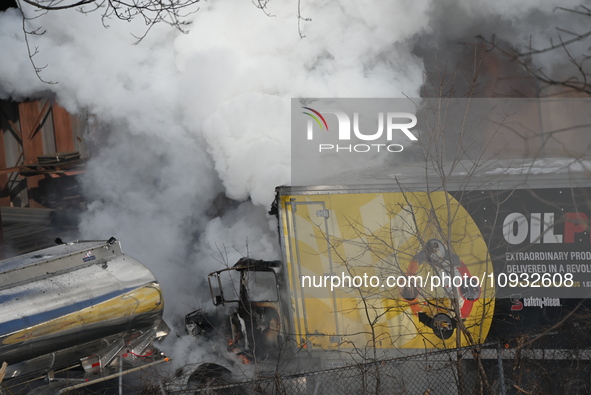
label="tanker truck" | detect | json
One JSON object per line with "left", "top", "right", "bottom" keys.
{"left": 184, "top": 158, "right": 591, "bottom": 390}
{"left": 0, "top": 237, "right": 170, "bottom": 394}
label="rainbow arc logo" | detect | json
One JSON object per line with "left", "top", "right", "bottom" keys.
{"left": 302, "top": 107, "right": 328, "bottom": 131}
{"left": 300, "top": 105, "right": 417, "bottom": 153}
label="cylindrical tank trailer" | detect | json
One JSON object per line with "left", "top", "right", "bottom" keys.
{"left": 0, "top": 238, "right": 169, "bottom": 393}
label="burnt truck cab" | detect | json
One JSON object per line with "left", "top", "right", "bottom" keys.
{"left": 185, "top": 258, "right": 292, "bottom": 366}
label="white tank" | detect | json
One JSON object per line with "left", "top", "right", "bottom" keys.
{"left": 0, "top": 238, "right": 168, "bottom": 384}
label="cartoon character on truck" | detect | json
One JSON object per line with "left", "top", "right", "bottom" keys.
{"left": 401, "top": 238, "right": 481, "bottom": 339}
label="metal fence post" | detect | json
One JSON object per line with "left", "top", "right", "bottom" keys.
{"left": 119, "top": 355, "right": 123, "bottom": 395}
{"left": 497, "top": 342, "right": 507, "bottom": 395}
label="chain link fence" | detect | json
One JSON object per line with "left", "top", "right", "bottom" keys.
{"left": 167, "top": 338, "right": 591, "bottom": 395}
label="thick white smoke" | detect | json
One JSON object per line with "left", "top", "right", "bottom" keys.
{"left": 0, "top": 0, "right": 588, "bottom": 371}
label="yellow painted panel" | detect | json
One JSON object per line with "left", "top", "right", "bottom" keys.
{"left": 3, "top": 284, "right": 163, "bottom": 345}
{"left": 281, "top": 191, "right": 495, "bottom": 350}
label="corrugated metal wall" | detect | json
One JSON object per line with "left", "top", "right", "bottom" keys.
{"left": 0, "top": 99, "right": 85, "bottom": 208}
{"left": 0, "top": 99, "right": 86, "bottom": 256}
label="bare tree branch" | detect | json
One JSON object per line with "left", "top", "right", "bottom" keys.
{"left": 20, "top": 0, "right": 95, "bottom": 10}
{"left": 478, "top": 6, "right": 591, "bottom": 96}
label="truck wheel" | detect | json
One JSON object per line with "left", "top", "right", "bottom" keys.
{"left": 186, "top": 363, "right": 245, "bottom": 394}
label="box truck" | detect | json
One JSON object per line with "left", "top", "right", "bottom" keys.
{"left": 185, "top": 159, "right": 591, "bottom": 386}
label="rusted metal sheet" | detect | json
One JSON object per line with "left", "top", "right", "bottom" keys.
{"left": 52, "top": 103, "right": 74, "bottom": 152}
{"left": 0, "top": 116, "right": 9, "bottom": 208}
{"left": 17, "top": 101, "right": 45, "bottom": 161}
{"left": 18, "top": 102, "right": 46, "bottom": 207}
{"left": 1, "top": 99, "right": 81, "bottom": 209}
{"left": 0, "top": 124, "right": 6, "bottom": 249}
{"left": 0, "top": 209, "right": 3, "bottom": 252}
